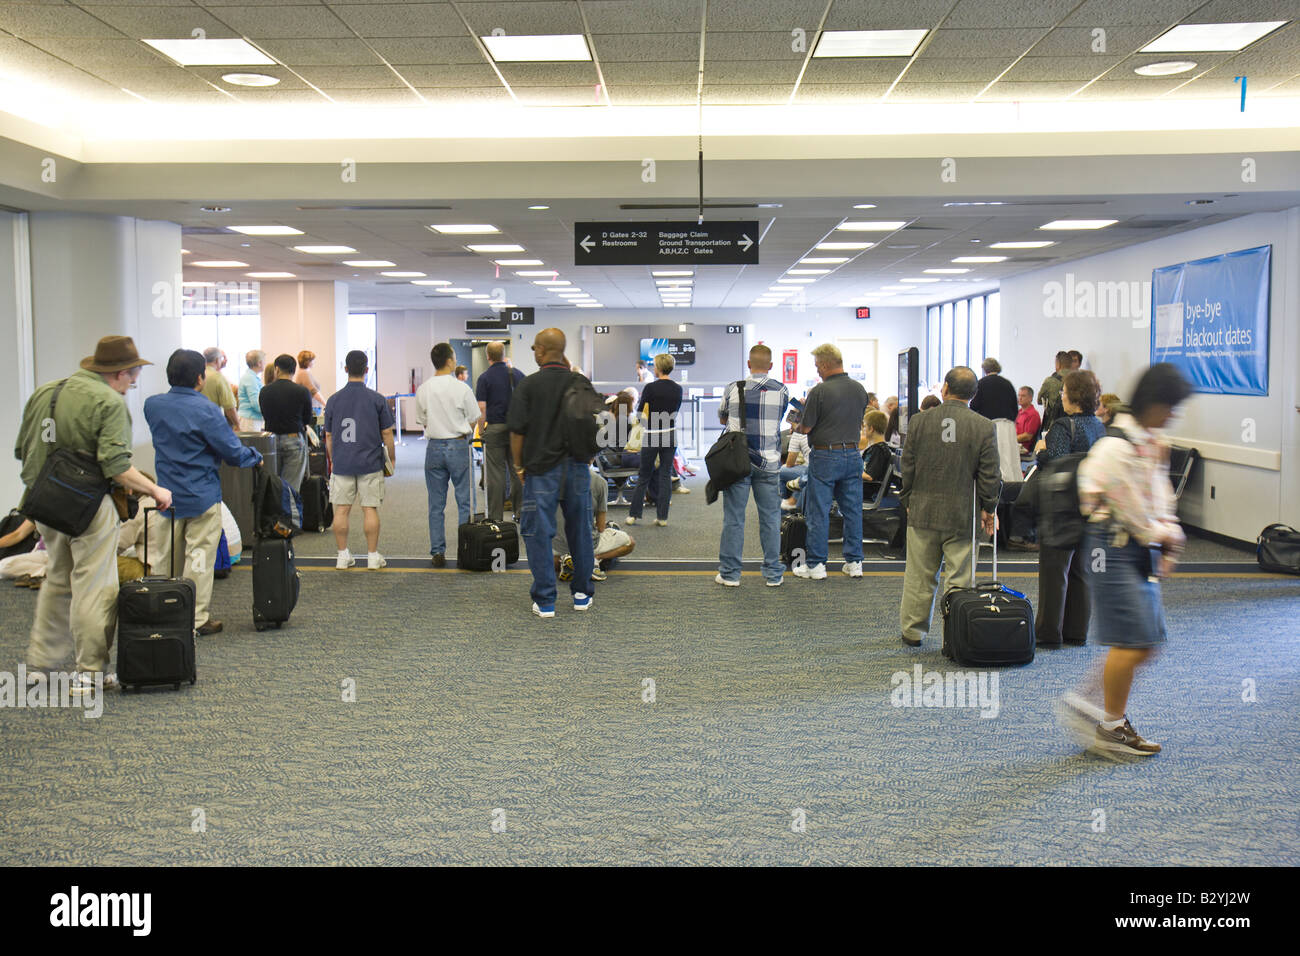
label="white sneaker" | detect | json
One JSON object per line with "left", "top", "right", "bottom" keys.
{"left": 69, "top": 671, "right": 118, "bottom": 694}
{"left": 624, "top": 516, "right": 637, "bottom": 525}
{"left": 714, "top": 573, "right": 740, "bottom": 587}
{"left": 336, "top": 549, "right": 355, "bottom": 570}
{"left": 792, "top": 563, "right": 827, "bottom": 580}
{"left": 780, "top": 499, "right": 799, "bottom": 511}
{"left": 654, "top": 519, "right": 667, "bottom": 527}
{"left": 765, "top": 577, "right": 784, "bottom": 587}
{"left": 367, "top": 552, "right": 388, "bottom": 570}
{"left": 842, "top": 561, "right": 863, "bottom": 578}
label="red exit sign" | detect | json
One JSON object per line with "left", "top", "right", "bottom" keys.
{"left": 855, "top": 307, "right": 871, "bottom": 319}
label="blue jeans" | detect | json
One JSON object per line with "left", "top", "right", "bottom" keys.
{"left": 805, "top": 448, "right": 864, "bottom": 566}
{"left": 628, "top": 444, "right": 674, "bottom": 521}
{"left": 719, "top": 467, "right": 784, "bottom": 583}
{"left": 779, "top": 464, "right": 807, "bottom": 509}
{"left": 275, "top": 433, "right": 307, "bottom": 495}
{"left": 520, "top": 459, "right": 594, "bottom": 607}
{"left": 424, "top": 438, "right": 472, "bottom": 555}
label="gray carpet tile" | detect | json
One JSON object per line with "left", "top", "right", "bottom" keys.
{"left": 1, "top": 560, "right": 1296, "bottom": 865}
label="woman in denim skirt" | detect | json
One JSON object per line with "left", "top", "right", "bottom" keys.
{"left": 1060, "top": 364, "right": 1191, "bottom": 757}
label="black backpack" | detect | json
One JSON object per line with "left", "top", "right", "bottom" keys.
{"left": 1037, "top": 422, "right": 1129, "bottom": 550}
{"left": 704, "top": 380, "right": 751, "bottom": 502}
{"left": 552, "top": 372, "right": 606, "bottom": 460}
{"left": 0, "top": 508, "right": 38, "bottom": 559}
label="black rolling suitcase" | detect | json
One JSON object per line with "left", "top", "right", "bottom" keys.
{"left": 253, "top": 537, "right": 300, "bottom": 630}
{"left": 941, "top": 489, "right": 1035, "bottom": 667}
{"left": 308, "top": 447, "right": 328, "bottom": 478}
{"left": 117, "top": 508, "right": 197, "bottom": 692}
{"left": 301, "top": 475, "right": 332, "bottom": 532}
{"left": 457, "top": 456, "right": 518, "bottom": 571}
{"left": 780, "top": 512, "right": 807, "bottom": 567}
{"left": 1257, "top": 524, "right": 1300, "bottom": 575}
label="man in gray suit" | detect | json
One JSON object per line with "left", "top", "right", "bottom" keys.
{"left": 898, "top": 367, "right": 1002, "bottom": 648}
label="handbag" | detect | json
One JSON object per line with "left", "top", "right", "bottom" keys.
{"left": 1257, "top": 524, "right": 1300, "bottom": 575}
{"left": 624, "top": 413, "right": 644, "bottom": 453}
{"left": 704, "top": 380, "right": 751, "bottom": 503}
{"left": 19, "top": 380, "right": 112, "bottom": 537}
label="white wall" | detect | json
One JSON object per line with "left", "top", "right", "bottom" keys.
{"left": 998, "top": 207, "right": 1300, "bottom": 540}
{"left": 0, "top": 211, "right": 31, "bottom": 510}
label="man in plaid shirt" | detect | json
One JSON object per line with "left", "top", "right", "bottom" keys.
{"left": 715, "top": 344, "right": 790, "bottom": 587}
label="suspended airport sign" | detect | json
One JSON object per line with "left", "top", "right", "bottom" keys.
{"left": 501, "top": 306, "right": 535, "bottom": 325}
{"left": 574, "top": 221, "right": 760, "bottom": 266}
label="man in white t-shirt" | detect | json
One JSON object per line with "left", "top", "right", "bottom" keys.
{"left": 415, "top": 342, "right": 482, "bottom": 567}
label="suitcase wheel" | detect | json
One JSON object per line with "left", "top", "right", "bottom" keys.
{"left": 275, "top": 621, "right": 283, "bottom": 629}
{"left": 173, "top": 683, "right": 180, "bottom": 691}
{"left": 255, "top": 622, "right": 267, "bottom": 632}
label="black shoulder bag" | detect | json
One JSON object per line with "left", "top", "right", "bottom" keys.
{"left": 20, "top": 380, "right": 113, "bottom": 537}
{"left": 704, "top": 380, "right": 751, "bottom": 503}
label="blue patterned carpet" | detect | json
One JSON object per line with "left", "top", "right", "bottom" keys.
{"left": 1, "top": 564, "right": 1296, "bottom": 866}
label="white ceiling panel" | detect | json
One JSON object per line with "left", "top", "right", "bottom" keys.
{"left": 79, "top": 6, "right": 241, "bottom": 39}
{"left": 924, "top": 28, "right": 1048, "bottom": 58}
{"left": 1029, "top": 25, "right": 1167, "bottom": 56}
{"left": 365, "top": 36, "right": 488, "bottom": 64}
{"left": 705, "top": 32, "right": 804, "bottom": 61}
{"left": 592, "top": 32, "right": 699, "bottom": 61}
{"left": 295, "top": 65, "right": 410, "bottom": 89}
{"left": 395, "top": 63, "right": 502, "bottom": 86}
{"left": 496, "top": 62, "right": 601, "bottom": 86}
{"left": 903, "top": 57, "right": 1017, "bottom": 82}
{"left": 943, "top": 0, "right": 1082, "bottom": 30}
{"left": 1060, "top": 0, "right": 1208, "bottom": 27}
{"left": 1002, "top": 55, "right": 1126, "bottom": 81}
{"left": 799, "top": 59, "right": 913, "bottom": 83}
{"left": 456, "top": 1, "right": 586, "bottom": 36}
{"left": 580, "top": 0, "right": 702, "bottom": 34}
{"left": 204, "top": 6, "right": 356, "bottom": 40}
{"left": 0, "top": 5, "right": 130, "bottom": 38}
{"left": 328, "top": 3, "right": 467, "bottom": 39}
{"left": 254, "top": 38, "right": 388, "bottom": 66}
{"left": 823, "top": 0, "right": 955, "bottom": 31}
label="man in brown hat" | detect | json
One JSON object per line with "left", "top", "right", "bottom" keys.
{"left": 15, "top": 335, "right": 173, "bottom": 695}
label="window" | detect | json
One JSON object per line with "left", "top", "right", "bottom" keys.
{"left": 939, "top": 302, "right": 953, "bottom": 373}
{"left": 954, "top": 299, "right": 968, "bottom": 368}
{"left": 925, "top": 290, "right": 999, "bottom": 384}
{"left": 986, "top": 292, "right": 1001, "bottom": 360}
{"left": 969, "top": 296, "right": 985, "bottom": 366}
{"left": 181, "top": 313, "right": 261, "bottom": 385}
{"left": 926, "top": 306, "right": 940, "bottom": 386}
{"left": 347, "top": 313, "right": 377, "bottom": 389}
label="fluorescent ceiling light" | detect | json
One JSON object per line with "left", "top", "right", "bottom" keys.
{"left": 458, "top": 294, "right": 491, "bottom": 299}
{"left": 576, "top": 303, "right": 604, "bottom": 308}
{"left": 777, "top": 278, "right": 816, "bottom": 284}
{"left": 787, "top": 268, "right": 831, "bottom": 275}
{"left": 852, "top": 203, "right": 878, "bottom": 209}
{"left": 952, "top": 256, "right": 1007, "bottom": 263}
{"left": 837, "top": 221, "right": 908, "bottom": 231}
{"left": 516, "top": 271, "right": 558, "bottom": 277}
{"left": 435, "top": 287, "right": 472, "bottom": 293}
{"left": 495, "top": 259, "right": 543, "bottom": 266}
{"left": 557, "top": 292, "right": 587, "bottom": 297}
{"left": 430, "top": 224, "right": 500, "bottom": 234}
{"left": 294, "top": 245, "right": 355, "bottom": 254}
{"left": 228, "top": 225, "right": 302, "bottom": 236}
{"left": 534, "top": 280, "right": 571, "bottom": 286}
{"left": 142, "top": 38, "right": 274, "bottom": 67}
{"left": 799, "top": 257, "right": 849, "bottom": 264}
{"left": 813, "top": 29, "right": 928, "bottom": 58}
{"left": 482, "top": 34, "right": 592, "bottom": 62}
{"left": 901, "top": 277, "right": 940, "bottom": 282}
{"left": 192, "top": 260, "right": 248, "bottom": 267}
{"left": 411, "top": 279, "right": 451, "bottom": 286}
{"left": 381, "top": 271, "right": 426, "bottom": 277}
{"left": 1133, "top": 61, "right": 1198, "bottom": 76}
{"left": 221, "top": 73, "right": 279, "bottom": 87}
{"left": 182, "top": 281, "right": 215, "bottom": 287}
{"left": 924, "top": 268, "right": 970, "bottom": 274}
{"left": 528, "top": 205, "right": 550, "bottom": 210}
{"left": 989, "top": 241, "right": 1055, "bottom": 249}
{"left": 343, "top": 260, "right": 396, "bottom": 267}
{"left": 467, "top": 244, "right": 525, "bottom": 253}
{"left": 656, "top": 278, "right": 693, "bottom": 285}
{"left": 246, "top": 272, "right": 295, "bottom": 279}
{"left": 652, "top": 270, "right": 693, "bottom": 277}
{"left": 1039, "top": 219, "right": 1117, "bottom": 230}
{"left": 817, "top": 241, "right": 874, "bottom": 250}
{"left": 1140, "top": 21, "right": 1286, "bottom": 53}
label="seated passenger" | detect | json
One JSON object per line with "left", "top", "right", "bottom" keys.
{"left": 556, "top": 464, "right": 635, "bottom": 582}
{"left": 861, "top": 410, "right": 892, "bottom": 500}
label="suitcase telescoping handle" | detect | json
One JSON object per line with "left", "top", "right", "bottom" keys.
{"left": 142, "top": 505, "right": 179, "bottom": 577}
{"left": 970, "top": 485, "right": 995, "bottom": 587}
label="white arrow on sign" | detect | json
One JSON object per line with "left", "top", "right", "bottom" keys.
{"left": 579, "top": 235, "right": 595, "bottom": 253}
{"left": 739, "top": 234, "right": 753, "bottom": 252}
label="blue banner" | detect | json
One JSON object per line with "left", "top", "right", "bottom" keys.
{"left": 1151, "top": 244, "right": 1270, "bottom": 396}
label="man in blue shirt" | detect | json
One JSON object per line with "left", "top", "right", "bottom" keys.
{"left": 475, "top": 340, "right": 525, "bottom": 522}
{"left": 144, "top": 349, "right": 263, "bottom": 635}
{"left": 323, "top": 350, "right": 396, "bottom": 570}
{"left": 716, "top": 344, "right": 790, "bottom": 587}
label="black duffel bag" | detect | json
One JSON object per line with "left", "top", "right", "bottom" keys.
{"left": 19, "top": 380, "right": 111, "bottom": 537}
{"left": 704, "top": 380, "right": 750, "bottom": 504}
{"left": 1257, "top": 524, "right": 1300, "bottom": 575}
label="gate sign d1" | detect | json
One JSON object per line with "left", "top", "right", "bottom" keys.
{"left": 575, "top": 221, "right": 759, "bottom": 266}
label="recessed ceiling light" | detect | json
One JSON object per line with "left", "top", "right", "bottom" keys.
{"left": 182, "top": 281, "right": 215, "bottom": 288}
{"left": 656, "top": 278, "right": 693, "bottom": 285}
{"left": 901, "top": 277, "right": 941, "bottom": 283}
{"left": 192, "top": 260, "right": 248, "bottom": 268}
{"left": 817, "top": 241, "right": 874, "bottom": 251}
{"left": 813, "top": 29, "right": 928, "bottom": 58}
{"left": 952, "top": 256, "right": 1008, "bottom": 263}
{"left": 557, "top": 291, "right": 587, "bottom": 297}
{"left": 516, "top": 271, "right": 558, "bottom": 277}
{"left": 142, "top": 38, "right": 274, "bottom": 67}
{"left": 1185, "top": 199, "right": 1215, "bottom": 205}
{"left": 799, "top": 257, "right": 849, "bottom": 264}
{"left": 381, "top": 271, "right": 426, "bottom": 277}
{"left": 494, "top": 259, "right": 543, "bottom": 266}
{"left": 411, "top": 279, "right": 451, "bottom": 286}
{"left": 777, "top": 278, "right": 816, "bottom": 284}
{"left": 343, "top": 260, "right": 396, "bottom": 268}
{"left": 430, "top": 224, "right": 500, "bottom": 234}
{"left": 246, "top": 272, "right": 295, "bottom": 279}
{"left": 852, "top": 203, "right": 878, "bottom": 209}
{"left": 294, "top": 245, "right": 356, "bottom": 254}
{"left": 527, "top": 205, "right": 550, "bottom": 211}
{"left": 787, "top": 268, "right": 831, "bottom": 275}
{"left": 534, "top": 280, "right": 570, "bottom": 286}
{"left": 221, "top": 72, "right": 280, "bottom": 87}
{"left": 652, "top": 270, "right": 694, "bottom": 277}
{"left": 943, "top": 201, "right": 1009, "bottom": 207}
{"left": 467, "top": 244, "right": 525, "bottom": 253}
{"left": 1039, "top": 219, "right": 1117, "bottom": 230}
{"left": 924, "top": 268, "right": 970, "bottom": 274}
{"left": 837, "top": 221, "right": 908, "bottom": 231}
{"left": 481, "top": 34, "right": 592, "bottom": 62}
{"left": 989, "top": 241, "right": 1055, "bottom": 249}
{"left": 1140, "top": 21, "right": 1286, "bottom": 54}
{"left": 228, "top": 224, "right": 302, "bottom": 236}
{"left": 200, "top": 206, "right": 231, "bottom": 213}
{"left": 1133, "top": 60, "right": 1198, "bottom": 76}
{"left": 576, "top": 303, "right": 605, "bottom": 308}
{"left": 435, "top": 287, "right": 472, "bottom": 293}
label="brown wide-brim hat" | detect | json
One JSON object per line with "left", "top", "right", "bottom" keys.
{"left": 80, "top": 335, "right": 152, "bottom": 374}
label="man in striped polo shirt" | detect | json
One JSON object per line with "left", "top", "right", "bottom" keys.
{"left": 715, "top": 344, "right": 790, "bottom": 587}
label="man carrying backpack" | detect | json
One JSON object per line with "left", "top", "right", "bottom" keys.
{"left": 508, "top": 328, "right": 597, "bottom": 619}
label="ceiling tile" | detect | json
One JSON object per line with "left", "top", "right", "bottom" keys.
{"left": 329, "top": 3, "right": 467, "bottom": 38}
{"left": 295, "top": 65, "right": 409, "bottom": 89}
{"left": 799, "top": 59, "right": 911, "bottom": 83}
{"left": 205, "top": 6, "right": 356, "bottom": 40}
{"left": 701, "top": 83, "right": 792, "bottom": 104}
{"left": 0, "top": 5, "right": 124, "bottom": 38}
{"left": 88, "top": 65, "right": 226, "bottom": 92}
{"left": 1168, "top": 71, "right": 1293, "bottom": 98}
{"left": 514, "top": 85, "right": 607, "bottom": 105}
{"left": 365, "top": 36, "right": 487, "bottom": 64}
{"left": 706, "top": 32, "right": 803, "bottom": 61}
{"left": 593, "top": 32, "right": 699, "bottom": 60}
{"left": 414, "top": 85, "right": 513, "bottom": 103}
{"left": 885, "top": 81, "right": 988, "bottom": 100}
{"left": 1189, "top": 0, "right": 1298, "bottom": 18}
{"left": 1071, "top": 77, "right": 1189, "bottom": 98}
{"left": 706, "top": 59, "right": 802, "bottom": 84}
{"left": 1217, "top": 26, "right": 1300, "bottom": 73}
{"left": 924, "top": 28, "right": 1048, "bottom": 57}
{"left": 497, "top": 62, "right": 600, "bottom": 86}
{"left": 392, "top": 62, "right": 501, "bottom": 86}
{"left": 1003, "top": 55, "right": 1125, "bottom": 80}
{"left": 24, "top": 36, "right": 175, "bottom": 69}
{"left": 1029, "top": 25, "right": 1168, "bottom": 56}
{"left": 79, "top": 6, "right": 241, "bottom": 39}
{"left": 255, "top": 38, "right": 386, "bottom": 66}
{"left": 327, "top": 88, "right": 426, "bottom": 105}
{"left": 607, "top": 84, "right": 698, "bottom": 104}
{"left": 599, "top": 60, "right": 696, "bottom": 84}
{"left": 794, "top": 83, "right": 892, "bottom": 102}
{"left": 944, "top": 0, "right": 1082, "bottom": 29}
{"left": 456, "top": 1, "right": 585, "bottom": 36}
{"left": 902, "top": 57, "right": 1016, "bottom": 82}
{"left": 823, "top": 0, "right": 955, "bottom": 31}
{"left": 580, "top": 0, "right": 700, "bottom": 34}
{"left": 978, "top": 80, "right": 1087, "bottom": 99}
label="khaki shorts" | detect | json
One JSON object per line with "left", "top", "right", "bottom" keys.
{"left": 329, "top": 471, "right": 386, "bottom": 508}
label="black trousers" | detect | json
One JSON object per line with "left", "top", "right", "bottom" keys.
{"left": 1036, "top": 538, "right": 1091, "bottom": 644}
